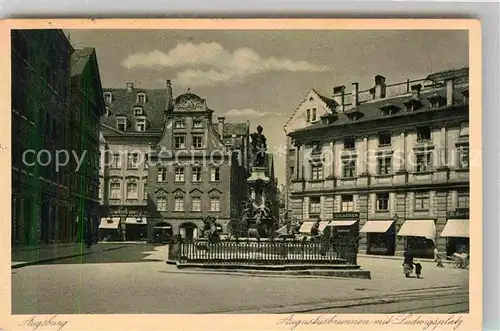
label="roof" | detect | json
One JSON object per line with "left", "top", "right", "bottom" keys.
{"left": 100, "top": 88, "right": 168, "bottom": 131}
{"left": 293, "top": 84, "right": 469, "bottom": 134}
{"left": 316, "top": 91, "right": 337, "bottom": 111}
{"left": 425, "top": 67, "right": 469, "bottom": 84}
{"left": 223, "top": 122, "right": 249, "bottom": 137}
{"left": 70, "top": 48, "right": 94, "bottom": 77}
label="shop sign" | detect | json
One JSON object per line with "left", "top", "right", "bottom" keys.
{"left": 333, "top": 212, "right": 360, "bottom": 219}
{"left": 448, "top": 209, "right": 469, "bottom": 219}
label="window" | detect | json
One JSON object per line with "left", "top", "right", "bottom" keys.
{"left": 417, "top": 126, "right": 431, "bottom": 142}
{"left": 174, "top": 197, "right": 184, "bottom": 212}
{"left": 343, "top": 137, "right": 355, "bottom": 150}
{"left": 378, "top": 132, "right": 391, "bottom": 146}
{"left": 143, "top": 184, "right": 147, "bottom": 201}
{"left": 416, "top": 152, "right": 432, "bottom": 172}
{"left": 191, "top": 197, "right": 201, "bottom": 212}
{"left": 460, "top": 123, "right": 469, "bottom": 137}
{"left": 429, "top": 98, "right": 443, "bottom": 109}
{"left": 462, "top": 90, "right": 469, "bottom": 104}
{"left": 458, "top": 147, "right": 469, "bottom": 169}
{"left": 312, "top": 108, "right": 317, "bottom": 122}
{"left": 110, "top": 182, "right": 121, "bottom": 199}
{"left": 376, "top": 193, "right": 389, "bottom": 211}
{"left": 211, "top": 167, "right": 220, "bottom": 181}
{"left": 127, "top": 153, "right": 139, "bottom": 169}
{"left": 306, "top": 109, "right": 311, "bottom": 122}
{"left": 117, "top": 117, "right": 127, "bottom": 131}
{"left": 309, "top": 197, "right": 321, "bottom": 215}
{"left": 414, "top": 191, "right": 430, "bottom": 210}
{"left": 210, "top": 197, "right": 220, "bottom": 212}
{"left": 193, "top": 119, "right": 203, "bottom": 128}
{"left": 104, "top": 92, "right": 112, "bottom": 103}
{"left": 377, "top": 156, "right": 392, "bottom": 175}
{"left": 136, "top": 118, "right": 146, "bottom": 132}
{"left": 311, "top": 164, "right": 323, "bottom": 180}
{"left": 342, "top": 160, "right": 356, "bottom": 178}
{"left": 157, "top": 197, "right": 167, "bottom": 211}
{"left": 192, "top": 167, "right": 202, "bottom": 182}
{"left": 126, "top": 182, "right": 138, "bottom": 200}
{"left": 457, "top": 188, "right": 470, "bottom": 209}
{"left": 137, "top": 93, "right": 146, "bottom": 104}
{"left": 111, "top": 153, "right": 121, "bottom": 168}
{"left": 290, "top": 166, "right": 295, "bottom": 177}
{"left": 175, "top": 167, "right": 185, "bottom": 182}
{"left": 341, "top": 195, "right": 354, "bottom": 212}
{"left": 174, "top": 135, "right": 185, "bottom": 149}
{"left": 193, "top": 135, "right": 203, "bottom": 149}
{"left": 134, "top": 107, "right": 143, "bottom": 116}
{"left": 174, "top": 119, "right": 185, "bottom": 129}
{"left": 157, "top": 167, "right": 167, "bottom": 182}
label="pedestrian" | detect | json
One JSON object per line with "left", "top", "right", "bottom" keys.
{"left": 414, "top": 260, "right": 423, "bottom": 278}
{"left": 434, "top": 246, "right": 444, "bottom": 267}
{"left": 403, "top": 245, "right": 414, "bottom": 277}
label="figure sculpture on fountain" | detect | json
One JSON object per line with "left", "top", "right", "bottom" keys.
{"left": 250, "top": 125, "right": 267, "bottom": 167}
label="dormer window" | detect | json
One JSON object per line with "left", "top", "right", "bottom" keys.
{"left": 116, "top": 116, "right": 127, "bottom": 131}
{"left": 104, "top": 92, "right": 112, "bottom": 104}
{"left": 380, "top": 104, "right": 399, "bottom": 116}
{"left": 428, "top": 94, "right": 445, "bottom": 109}
{"left": 102, "top": 106, "right": 110, "bottom": 118}
{"left": 403, "top": 99, "right": 422, "bottom": 112}
{"left": 174, "top": 119, "right": 185, "bottom": 129}
{"left": 137, "top": 92, "right": 146, "bottom": 104}
{"left": 134, "top": 107, "right": 143, "bottom": 116}
{"left": 136, "top": 118, "right": 146, "bottom": 132}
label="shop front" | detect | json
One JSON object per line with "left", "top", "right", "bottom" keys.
{"left": 98, "top": 217, "right": 121, "bottom": 241}
{"left": 397, "top": 219, "right": 436, "bottom": 259}
{"left": 152, "top": 221, "right": 174, "bottom": 244}
{"left": 125, "top": 217, "right": 148, "bottom": 241}
{"left": 326, "top": 212, "right": 360, "bottom": 242}
{"left": 360, "top": 220, "right": 396, "bottom": 256}
{"left": 441, "top": 210, "right": 469, "bottom": 256}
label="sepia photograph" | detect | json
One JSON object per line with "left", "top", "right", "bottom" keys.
{"left": 6, "top": 19, "right": 481, "bottom": 329}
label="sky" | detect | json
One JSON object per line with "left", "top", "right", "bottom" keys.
{"left": 66, "top": 29, "right": 469, "bottom": 184}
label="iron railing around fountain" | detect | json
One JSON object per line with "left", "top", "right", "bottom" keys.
{"left": 169, "top": 237, "right": 358, "bottom": 266}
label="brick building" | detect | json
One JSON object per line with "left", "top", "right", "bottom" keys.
{"left": 286, "top": 68, "right": 470, "bottom": 258}
{"left": 11, "top": 30, "right": 74, "bottom": 245}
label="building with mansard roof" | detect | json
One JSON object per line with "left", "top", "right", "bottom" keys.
{"left": 285, "top": 67, "right": 470, "bottom": 258}
{"left": 98, "top": 81, "right": 251, "bottom": 242}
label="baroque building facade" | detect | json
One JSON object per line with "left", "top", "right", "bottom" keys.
{"left": 286, "top": 68, "right": 470, "bottom": 258}
{"left": 11, "top": 30, "right": 74, "bottom": 245}
{"left": 99, "top": 81, "right": 252, "bottom": 242}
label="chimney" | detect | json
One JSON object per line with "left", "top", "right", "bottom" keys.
{"left": 374, "top": 75, "right": 386, "bottom": 99}
{"left": 446, "top": 79, "right": 454, "bottom": 107}
{"left": 126, "top": 82, "right": 134, "bottom": 93}
{"left": 411, "top": 84, "right": 422, "bottom": 99}
{"left": 217, "top": 116, "right": 225, "bottom": 136}
{"left": 332, "top": 85, "right": 346, "bottom": 112}
{"left": 351, "top": 82, "right": 359, "bottom": 107}
{"left": 165, "top": 80, "right": 173, "bottom": 111}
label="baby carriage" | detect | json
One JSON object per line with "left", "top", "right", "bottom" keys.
{"left": 451, "top": 252, "right": 469, "bottom": 269}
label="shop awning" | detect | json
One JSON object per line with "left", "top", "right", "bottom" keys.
{"left": 299, "top": 222, "right": 314, "bottom": 233}
{"left": 440, "top": 219, "right": 469, "bottom": 238}
{"left": 318, "top": 221, "right": 331, "bottom": 231}
{"left": 397, "top": 220, "right": 436, "bottom": 238}
{"left": 328, "top": 220, "right": 358, "bottom": 227}
{"left": 277, "top": 225, "right": 288, "bottom": 235}
{"left": 125, "top": 217, "right": 148, "bottom": 224}
{"left": 99, "top": 217, "right": 120, "bottom": 229}
{"left": 360, "top": 220, "right": 394, "bottom": 233}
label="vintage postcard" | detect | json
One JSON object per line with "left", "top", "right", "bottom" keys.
{"left": 1, "top": 19, "right": 481, "bottom": 331}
